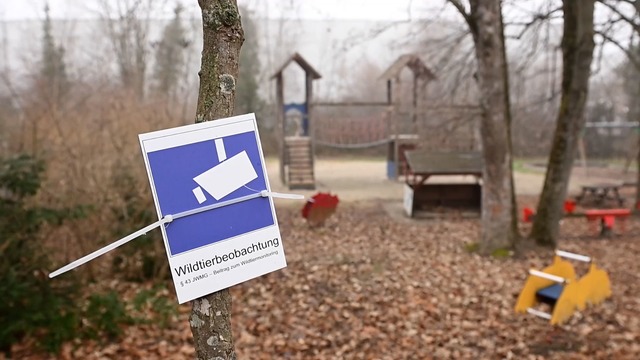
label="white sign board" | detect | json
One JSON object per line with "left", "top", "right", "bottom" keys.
{"left": 139, "top": 113, "right": 286, "bottom": 303}
{"left": 403, "top": 184, "right": 414, "bottom": 217}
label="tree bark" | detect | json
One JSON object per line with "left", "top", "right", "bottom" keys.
{"left": 632, "top": 45, "right": 640, "bottom": 208}
{"left": 498, "top": 3, "right": 522, "bottom": 250}
{"left": 636, "top": 121, "right": 640, "bottom": 208}
{"left": 468, "top": 0, "right": 519, "bottom": 253}
{"left": 634, "top": 67, "right": 640, "bottom": 208}
{"left": 530, "top": 0, "right": 595, "bottom": 247}
{"left": 190, "top": 1, "right": 243, "bottom": 359}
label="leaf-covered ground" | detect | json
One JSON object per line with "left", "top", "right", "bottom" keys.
{"left": 10, "top": 200, "right": 640, "bottom": 359}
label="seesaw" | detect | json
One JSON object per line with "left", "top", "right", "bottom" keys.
{"left": 522, "top": 200, "right": 632, "bottom": 237}
{"left": 514, "top": 250, "right": 611, "bottom": 325}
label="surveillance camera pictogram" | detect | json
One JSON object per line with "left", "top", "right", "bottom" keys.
{"left": 192, "top": 138, "right": 258, "bottom": 204}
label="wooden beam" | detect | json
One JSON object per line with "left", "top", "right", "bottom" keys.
{"left": 312, "top": 101, "right": 392, "bottom": 107}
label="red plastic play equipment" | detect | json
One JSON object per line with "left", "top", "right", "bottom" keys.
{"left": 523, "top": 207, "right": 535, "bottom": 222}
{"left": 563, "top": 200, "right": 576, "bottom": 214}
{"left": 522, "top": 201, "right": 632, "bottom": 236}
{"left": 522, "top": 200, "right": 575, "bottom": 223}
{"left": 302, "top": 192, "right": 339, "bottom": 226}
{"left": 584, "top": 208, "right": 631, "bottom": 236}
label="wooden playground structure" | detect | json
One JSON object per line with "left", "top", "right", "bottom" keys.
{"left": 271, "top": 53, "right": 321, "bottom": 190}
{"left": 272, "top": 53, "right": 453, "bottom": 190}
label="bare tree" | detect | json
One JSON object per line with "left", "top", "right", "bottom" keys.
{"left": 448, "top": 0, "right": 520, "bottom": 253}
{"left": 99, "top": 0, "right": 152, "bottom": 99}
{"left": 530, "top": 0, "right": 596, "bottom": 246}
{"left": 41, "top": 4, "right": 69, "bottom": 105}
{"left": 630, "top": 45, "right": 640, "bottom": 206}
{"left": 595, "top": 0, "right": 640, "bottom": 205}
{"left": 190, "top": 0, "right": 244, "bottom": 359}
{"left": 153, "top": 4, "right": 189, "bottom": 100}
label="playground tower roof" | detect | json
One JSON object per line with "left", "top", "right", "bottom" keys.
{"left": 270, "top": 52, "right": 322, "bottom": 80}
{"left": 379, "top": 54, "right": 436, "bottom": 81}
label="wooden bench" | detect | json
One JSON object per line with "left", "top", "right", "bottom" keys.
{"left": 584, "top": 208, "right": 631, "bottom": 236}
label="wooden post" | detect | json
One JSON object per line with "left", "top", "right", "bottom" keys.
{"left": 305, "top": 72, "right": 315, "bottom": 174}
{"left": 276, "top": 75, "right": 286, "bottom": 184}
{"left": 412, "top": 73, "right": 418, "bottom": 133}
{"left": 578, "top": 136, "right": 588, "bottom": 175}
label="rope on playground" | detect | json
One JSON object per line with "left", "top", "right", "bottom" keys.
{"left": 314, "top": 137, "right": 392, "bottom": 149}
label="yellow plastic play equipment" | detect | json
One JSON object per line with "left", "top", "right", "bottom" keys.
{"left": 515, "top": 250, "right": 612, "bottom": 325}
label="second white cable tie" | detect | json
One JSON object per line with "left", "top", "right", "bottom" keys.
{"left": 260, "top": 190, "right": 305, "bottom": 200}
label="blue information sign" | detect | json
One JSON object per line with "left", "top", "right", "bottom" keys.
{"left": 139, "top": 114, "right": 287, "bottom": 303}
{"left": 146, "top": 130, "right": 274, "bottom": 256}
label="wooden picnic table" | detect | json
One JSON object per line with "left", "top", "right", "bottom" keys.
{"left": 575, "top": 183, "right": 625, "bottom": 208}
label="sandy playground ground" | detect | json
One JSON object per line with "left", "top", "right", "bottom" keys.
{"left": 265, "top": 157, "right": 637, "bottom": 205}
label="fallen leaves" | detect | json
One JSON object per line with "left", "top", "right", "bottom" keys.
{"left": 10, "top": 200, "right": 640, "bottom": 359}
{"left": 229, "top": 202, "right": 639, "bottom": 359}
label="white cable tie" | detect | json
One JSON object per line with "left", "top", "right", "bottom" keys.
{"left": 260, "top": 190, "right": 305, "bottom": 200}
{"left": 50, "top": 190, "right": 301, "bottom": 278}
{"left": 49, "top": 216, "right": 172, "bottom": 278}
{"left": 171, "top": 192, "right": 263, "bottom": 220}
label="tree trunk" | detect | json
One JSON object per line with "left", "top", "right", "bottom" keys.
{"left": 636, "top": 125, "right": 640, "bottom": 208}
{"left": 468, "top": 0, "right": 518, "bottom": 253}
{"left": 190, "top": 1, "right": 243, "bottom": 359}
{"left": 530, "top": 0, "right": 595, "bottom": 247}
{"left": 636, "top": 4, "right": 640, "bottom": 209}
{"left": 498, "top": 3, "right": 522, "bottom": 249}
{"left": 632, "top": 45, "right": 640, "bottom": 208}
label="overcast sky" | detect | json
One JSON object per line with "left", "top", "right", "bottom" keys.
{"left": 0, "top": 0, "right": 625, "bottom": 24}
{"left": 0, "top": 0, "right": 628, "bottom": 73}
{"left": 0, "top": 0, "right": 443, "bottom": 21}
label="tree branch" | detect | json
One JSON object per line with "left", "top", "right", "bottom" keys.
{"left": 447, "top": 0, "right": 474, "bottom": 31}
{"left": 595, "top": 29, "right": 640, "bottom": 69}
{"left": 508, "top": 7, "right": 563, "bottom": 40}
{"left": 597, "top": 0, "right": 640, "bottom": 34}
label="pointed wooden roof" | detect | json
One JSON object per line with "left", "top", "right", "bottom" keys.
{"left": 379, "top": 54, "right": 436, "bottom": 81}
{"left": 270, "top": 52, "right": 322, "bottom": 80}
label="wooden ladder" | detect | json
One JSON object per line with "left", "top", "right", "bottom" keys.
{"left": 285, "top": 136, "right": 315, "bottom": 189}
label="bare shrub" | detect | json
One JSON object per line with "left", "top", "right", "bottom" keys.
{"left": 7, "top": 73, "right": 186, "bottom": 280}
